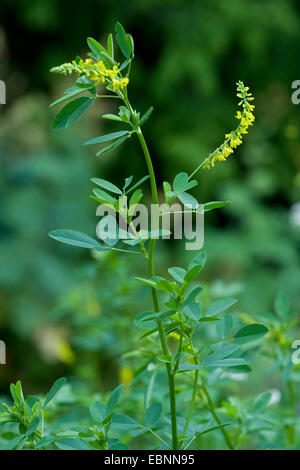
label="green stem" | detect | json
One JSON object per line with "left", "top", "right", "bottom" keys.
{"left": 174, "top": 316, "right": 184, "bottom": 372}
{"left": 136, "top": 127, "right": 178, "bottom": 450}
{"left": 111, "top": 247, "right": 142, "bottom": 256}
{"left": 287, "top": 380, "right": 295, "bottom": 445}
{"left": 183, "top": 368, "right": 199, "bottom": 436}
{"left": 41, "top": 410, "right": 44, "bottom": 438}
{"left": 148, "top": 428, "right": 171, "bottom": 449}
{"left": 95, "top": 94, "right": 122, "bottom": 99}
{"left": 185, "top": 354, "right": 234, "bottom": 450}
{"left": 201, "top": 385, "right": 235, "bottom": 450}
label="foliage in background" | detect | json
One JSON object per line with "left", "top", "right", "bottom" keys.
{"left": 0, "top": 0, "right": 299, "bottom": 449}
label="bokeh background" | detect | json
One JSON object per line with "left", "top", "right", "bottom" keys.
{"left": 0, "top": 0, "right": 300, "bottom": 398}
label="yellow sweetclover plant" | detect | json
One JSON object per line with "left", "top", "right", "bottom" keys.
{"left": 48, "top": 23, "right": 267, "bottom": 451}
{"left": 190, "top": 81, "right": 255, "bottom": 173}
{"left": 51, "top": 58, "right": 129, "bottom": 92}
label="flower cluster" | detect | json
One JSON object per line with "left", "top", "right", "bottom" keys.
{"left": 50, "top": 58, "right": 129, "bottom": 92}
{"left": 202, "top": 81, "right": 255, "bottom": 169}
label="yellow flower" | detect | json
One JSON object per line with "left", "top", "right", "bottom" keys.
{"left": 202, "top": 81, "right": 255, "bottom": 169}
{"left": 222, "top": 147, "right": 233, "bottom": 158}
{"left": 56, "top": 339, "right": 75, "bottom": 364}
{"left": 119, "top": 365, "right": 134, "bottom": 388}
{"left": 169, "top": 331, "right": 181, "bottom": 341}
{"left": 50, "top": 57, "right": 129, "bottom": 91}
{"left": 111, "top": 77, "right": 129, "bottom": 92}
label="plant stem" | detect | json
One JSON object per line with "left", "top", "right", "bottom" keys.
{"left": 95, "top": 94, "right": 122, "bottom": 99}
{"left": 185, "top": 355, "right": 234, "bottom": 450}
{"left": 201, "top": 385, "right": 235, "bottom": 450}
{"left": 136, "top": 127, "right": 178, "bottom": 450}
{"left": 287, "top": 380, "right": 295, "bottom": 445}
{"left": 111, "top": 247, "right": 142, "bottom": 256}
{"left": 174, "top": 316, "right": 184, "bottom": 372}
{"left": 183, "top": 369, "right": 199, "bottom": 436}
{"left": 148, "top": 428, "right": 171, "bottom": 449}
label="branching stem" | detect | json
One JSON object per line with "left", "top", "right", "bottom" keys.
{"left": 136, "top": 127, "right": 178, "bottom": 450}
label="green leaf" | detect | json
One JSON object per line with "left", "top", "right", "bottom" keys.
{"left": 111, "top": 413, "right": 140, "bottom": 430}
{"left": 274, "top": 291, "right": 290, "bottom": 319}
{"left": 252, "top": 392, "right": 272, "bottom": 413}
{"left": 115, "top": 22, "right": 132, "bottom": 58}
{"left": 164, "top": 322, "right": 180, "bottom": 337}
{"left": 188, "top": 250, "right": 207, "bottom": 271}
{"left": 56, "top": 437, "right": 90, "bottom": 451}
{"left": 184, "top": 265, "right": 203, "bottom": 283}
{"left": 198, "top": 316, "right": 220, "bottom": 323}
{"left": 145, "top": 309, "right": 176, "bottom": 322}
{"left": 163, "top": 181, "right": 174, "bottom": 204}
{"left": 49, "top": 230, "right": 109, "bottom": 251}
{"left": 97, "top": 215, "right": 119, "bottom": 247}
{"left": 96, "top": 135, "right": 129, "bottom": 157}
{"left": 91, "top": 178, "right": 122, "bottom": 195}
{"left": 43, "top": 377, "right": 67, "bottom": 408}
{"left": 50, "top": 87, "right": 86, "bottom": 108}
{"left": 168, "top": 267, "right": 187, "bottom": 283}
{"left": 106, "top": 384, "right": 124, "bottom": 416}
{"left": 136, "top": 275, "right": 175, "bottom": 293}
{"left": 216, "top": 314, "right": 233, "bottom": 339}
{"left": 123, "top": 175, "right": 133, "bottom": 190}
{"left": 102, "top": 113, "right": 123, "bottom": 122}
{"left": 16, "top": 381, "right": 25, "bottom": 403}
{"left": 152, "top": 277, "right": 175, "bottom": 294}
{"left": 102, "top": 413, "right": 114, "bottom": 425}
{"left": 52, "top": 97, "right": 94, "bottom": 130}
{"left": 90, "top": 401, "right": 106, "bottom": 423}
{"left": 195, "top": 421, "right": 230, "bottom": 437}
{"left": 11, "top": 381, "right": 24, "bottom": 404}
{"left": 201, "top": 344, "right": 240, "bottom": 370}
{"left": 135, "top": 277, "right": 157, "bottom": 288}
{"left": 206, "top": 298, "right": 237, "bottom": 317}
{"left": 99, "top": 51, "right": 116, "bottom": 68}
{"left": 76, "top": 76, "right": 94, "bottom": 88}
{"left": 178, "top": 191, "right": 198, "bottom": 208}
{"left": 26, "top": 416, "right": 40, "bottom": 435}
{"left": 125, "top": 175, "right": 150, "bottom": 195}
{"left": 118, "top": 105, "right": 130, "bottom": 121}
{"left": 34, "top": 436, "right": 55, "bottom": 450}
{"left": 211, "top": 343, "right": 239, "bottom": 358}
{"left": 129, "top": 188, "right": 143, "bottom": 207}
{"left": 136, "top": 106, "right": 153, "bottom": 128}
{"left": 183, "top": 302, "right": 201, "bottom": 321}
{"left": 201, "top": 356, "right": 247, "bottom": 368}
{"left": 182, "top": 287, "right": 203, "bottom": 308}
{"left": 1, "top": 435, "right": 24, "bottom": 450}
{"left": 173, "top": 172, "right": 198, "bottom": 193}
{"left": 107, "top": 33, "right": 114, "bottom": 59}
{"left": 134, "top": 311, "right": 157, "bottom": 329}
{"left": 84, "top": 130, "right": 129, "bottom": 146}
{"left": 10, "top": 384, "right": 18, "bottom": 404}
{"left": 145, "top": 402, "right": 162, "bottom": 427}
{"left": 204, "top": 201, "right": 231, "bottom": 212}
{"left": 179, "top": 364, "right": 202, "bottom": 371}
{"left": 26, "top": 395, "right": 41, "bottom": 409}
{"left": 130, "top": 428, "right": 148, "bottom": 437}
{"left": 109, "top": 442, "right": 129, "bottom": 450}
{"left": 234, "top": 324, "right": 268, "bottom": 344}
{"left": 127, "top": 34, "right": 134, "bottom": 57}
{"left": 173, "top": 172, "right": 188, "bottom": 193}
{"left": 93, "top": 188, "right": 116, "bottom": 205}
{"left": 87, "top": 37, "right": 106, "bottom": 58}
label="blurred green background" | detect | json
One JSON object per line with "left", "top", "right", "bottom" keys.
{"left": 0, "top": 0, "right": 299, "bottom": 396}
